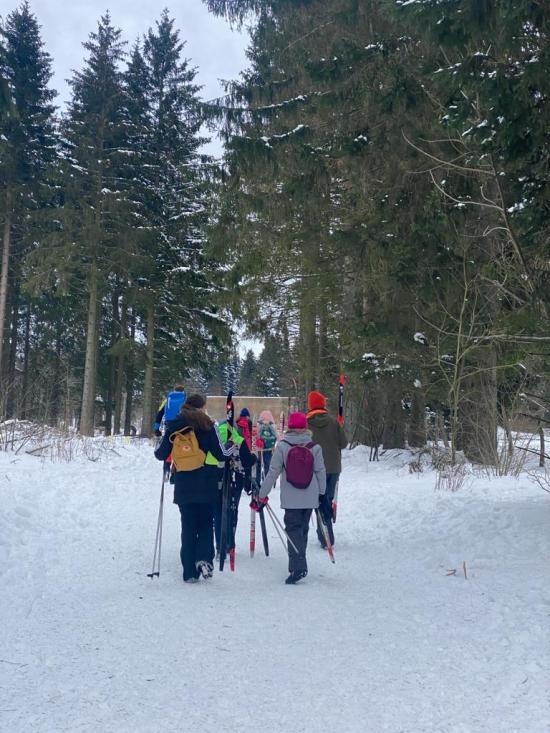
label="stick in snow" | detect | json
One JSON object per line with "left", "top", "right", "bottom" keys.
{"left": 147, "top": 470, "right": 165, "bottom": 578}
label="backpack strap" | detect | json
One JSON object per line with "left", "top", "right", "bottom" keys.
{"left": 169, "top": 426, "right": 192, "bottom": 445}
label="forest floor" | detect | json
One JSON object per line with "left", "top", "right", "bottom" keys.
{"left": 1, "top": 437, "right": 549, "bottom": 732}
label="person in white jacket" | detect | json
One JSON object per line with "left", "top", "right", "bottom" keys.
{"left": 257, "top": 412, "right": 326, "bottom": 584}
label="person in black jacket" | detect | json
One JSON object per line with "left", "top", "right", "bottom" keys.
{"left": 154, "top": 394, "right": 235, "bottom": 583}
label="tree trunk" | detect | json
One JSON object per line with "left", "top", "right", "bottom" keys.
{"left": 6, "top": 280, "right": 20, "bottom": 417}
{"left": 300, "top": 293, "right": 317, "bottom": 406}
{"left": 140, "top": 304, "right": 155, "bottom": 437}
{"left": 49, "top": 328, "right": 62, "bottom": 427}
{"left": 113, "top": 300, "right": 126, "bottom": 435}
{"left": 79, "top": 266, "right": 99, "bottom": 436}
{"left": 318, "top": 299, "right": 331, "bottom": 396}
{"left": 408, "top": 390, "right": 426, "bottom": 448}
{"left": 124, "top": 308, "right": 136, "bottom": 436}
{"left": 0, "top": 190, "right": 12, "bottom": 386}
{"left": 21, "top": 303, "right": 31, "bottom": 419}
{"left": 104, "top": 291, "right": 120, "bottom": 436}
{"left": 461, "top": 345, "right": 497, "bottom": 464}
{"left": 382, "top": 381, "right": 406, "bottom": 449}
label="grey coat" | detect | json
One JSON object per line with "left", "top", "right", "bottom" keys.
{"left": 259, "top": 430, "right": 326, "bottom": 509}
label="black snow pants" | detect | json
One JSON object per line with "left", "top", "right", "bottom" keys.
{"left": 284, "top": 508, "right": 313, "bottom": 573}
{"left": 179, "top": 503, "right": 215, "bottom": 581}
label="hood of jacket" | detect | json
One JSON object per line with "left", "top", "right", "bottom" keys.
{"left": 307, "top": 412, "right": 331, "bottom": 428}
{"left": 165, "top": 415, "right": 191, "bottom": 433}
{"left": 281, "top": 429, "right": 313, "bottom": 445}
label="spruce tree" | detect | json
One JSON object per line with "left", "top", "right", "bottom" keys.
{"left": 0, "top": 2, "right": 56, "bottom": 395}
{"left": 60, "top": 14, "right": 127, "bottom": 435}
{"left": 133, "top": 11, "right": 225, "bottom": 435}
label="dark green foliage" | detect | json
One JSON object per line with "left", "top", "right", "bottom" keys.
{"left": 206, "top": 0, "right": 550, "bottom": 458}
{"left": 1, "top": 7, "right": 229, "bottom": 432}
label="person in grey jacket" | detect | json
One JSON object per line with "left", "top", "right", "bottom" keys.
{"left": 257, "top": 412, "right": 326, "bottom": 584}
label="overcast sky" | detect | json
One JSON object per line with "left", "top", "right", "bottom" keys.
{"left": 21, "top": 0, "right": 250, "bottom": 154}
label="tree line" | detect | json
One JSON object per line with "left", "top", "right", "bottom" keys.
{"left": 2, "top": 1, "right": 549, "bottom": 464}
{"left": 0, "top": 3, "right": 230, "bottom": 435}
{"left": 204, "top": 0, "right": 550, "bottom": 464}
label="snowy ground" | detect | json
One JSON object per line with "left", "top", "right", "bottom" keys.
{"left": 1, "top": 440, "right": 549, "bottom": 732}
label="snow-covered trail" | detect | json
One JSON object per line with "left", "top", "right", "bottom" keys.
{"left": 1, "top": 444, "right": 549, "bottom": 732}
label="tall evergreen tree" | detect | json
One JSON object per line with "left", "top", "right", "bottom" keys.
{"left": 124, "top": 11, "right": 225, "bottom": 434}
{"left": 59, "top": 14, "right": 127, "bottom": 435}
{"left": 0, "top": 2, "right": 56, "bottom": 395}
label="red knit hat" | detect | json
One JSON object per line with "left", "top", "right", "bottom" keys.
{"left": 288, "top": 412, "right": 307, "bottom": 430}
{"left": 308, "top": 391, "right": 326, "bottom": 411}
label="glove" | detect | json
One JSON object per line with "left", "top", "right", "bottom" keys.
{"left": 153, "top": 422, "right": 161, "bottom": 436}
{"left": 250, "top": 496, "right": 269, "bottom": 512}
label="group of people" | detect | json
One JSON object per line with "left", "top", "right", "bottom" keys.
{"left": 153, "top": 388, "right": 347, "bottom": 585}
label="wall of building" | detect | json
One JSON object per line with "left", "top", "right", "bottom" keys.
{"left": 206, "top": 395, "right": 290, "bottom": 427}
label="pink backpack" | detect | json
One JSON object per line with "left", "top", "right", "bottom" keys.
{"left": 283, "top": 441, "right": 315, "bottom": 489}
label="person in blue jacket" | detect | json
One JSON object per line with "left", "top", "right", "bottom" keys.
{"left": 153, "top": 384, "right": 186, "bottom": 436}
{"left": 154, "top": 394, "right": 235, "bottom": 583}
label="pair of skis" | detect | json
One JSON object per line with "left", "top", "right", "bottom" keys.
{"left": 219, "top": 392, "right": 235, "bottom": 572}
{"left": 249, "top": 504, "right": 270, "bottom": 558}
{"left": 220, "top": 391, "right": 269, "bottom": 571}
{"left": 250, "top": 451, "right": 269, "bottom": 557}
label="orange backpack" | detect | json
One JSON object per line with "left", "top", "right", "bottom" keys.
{"left": 169, "top": 427, "right": 206, "bottom": 472}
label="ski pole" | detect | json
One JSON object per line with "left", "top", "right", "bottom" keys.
{"left": 229, "top": 485, "right": 237, "bottom": 572}
{"left": 250, "top": 504, "right": 256, "bottom": 557}
{"left": 265, "top": 503, "right": 299, "bottom": 554}
{"left": 147, "top": 469, "right": 166, "bottom": 578}
{"left": 265, "top": 506, "right": 289, "bottom": 554}
{"left": 259, "top": 507, "right": 269, "bottom": 556}
{"left": 219, "top": 391, "right": 234, "bottom": 572}
{"left": 315, "top": 509, "right": 336, "bottom": 564}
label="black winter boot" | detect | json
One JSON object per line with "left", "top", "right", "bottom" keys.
{"left": 196, "top": 561, "right": 213, "bottom": 580}
{"left": 285, "top": 570, "right": 307, "bottom": 585}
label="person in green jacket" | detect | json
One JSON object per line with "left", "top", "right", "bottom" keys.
{"left": 306, "top": 390, "right": 348, "bottom": 548}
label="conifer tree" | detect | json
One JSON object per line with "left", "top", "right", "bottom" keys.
{"left": 130, "top": 10, "right": 224, "bottom": 435}
{"left": 59, "top": 14, "right": 127, "bottom": 435}
{"left": 0, "top": 2, "right": 56, "bottom": 394}
{"left": 239, "top": 349, "right": 259, "bottom": 394}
